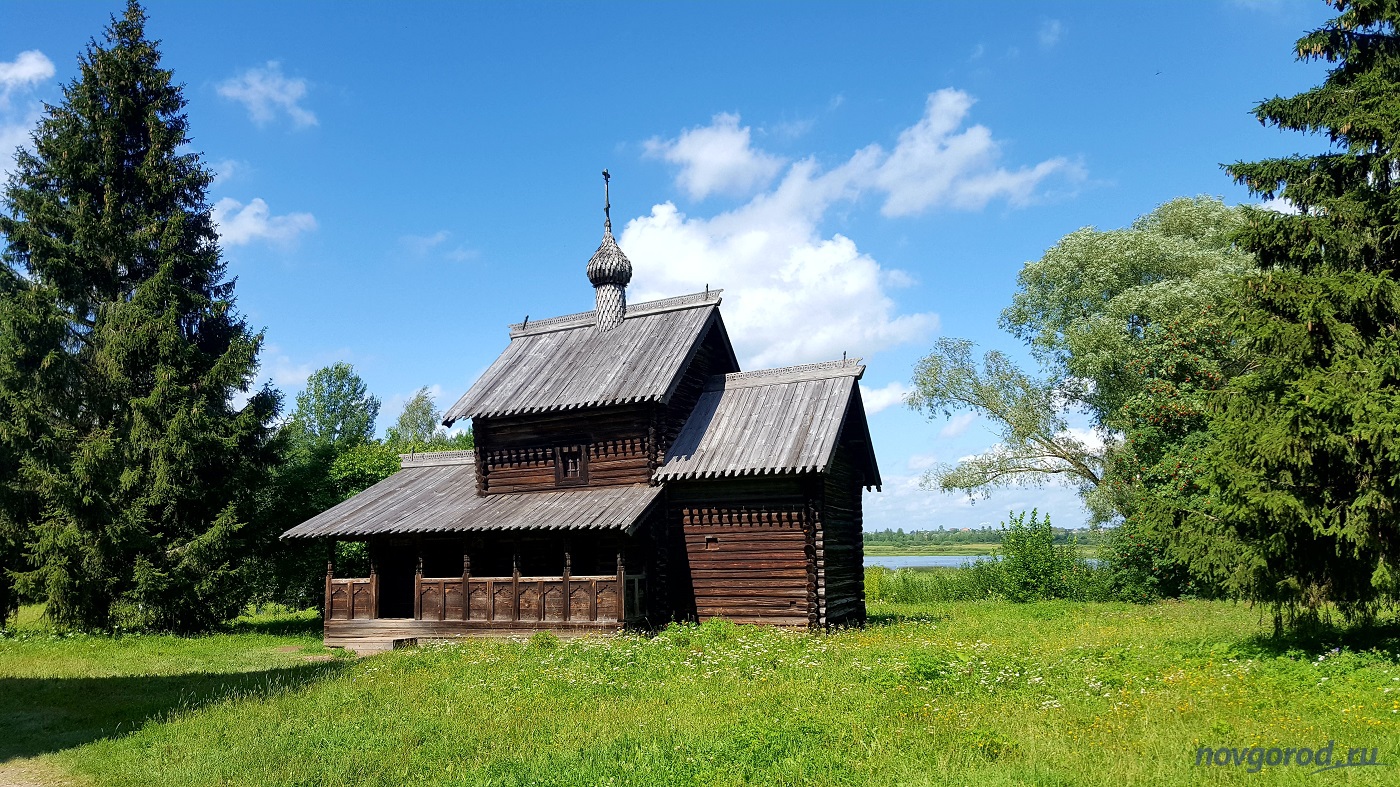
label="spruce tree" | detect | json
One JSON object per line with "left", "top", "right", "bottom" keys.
{"left": 1201, "top": 0, "right": 1400, "bottom": 627}
{"left": 0, "top": 1, "right": 278, "bottom": 631}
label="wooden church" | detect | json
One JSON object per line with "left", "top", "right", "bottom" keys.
{"left": 283, "top": 177, "right": 880, "bottom": 650}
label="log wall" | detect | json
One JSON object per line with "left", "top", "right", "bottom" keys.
{"left": 475, "top": 406, "right": 657, "bottom": 493}
{"left": 667, "top": 475, "right": 816, "bottom": 626}
{"left": 819, "top": 448, "right": 867, "bottom": 626}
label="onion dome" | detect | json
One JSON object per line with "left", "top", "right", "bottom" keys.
{"left": 587, "top": 224, "right": 633, "bottom": 288}
{"left": 589, "top": 170, "right": 631, "bottom": 331}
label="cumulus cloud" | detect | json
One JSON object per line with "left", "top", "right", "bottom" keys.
{"left": 645, "top": 112, "right": 785, "bottom": 200}
{"left": 861, "top": 381, "right": 912, "bottom": 414}
{"left": 940, "top": 412, "right": 978, "bottom": 439}
{"left": 0, "top": 50, "right": 55, "bottom": 181}
{"left": 865, "top": 468, "right": 1089, "bottom": 530}
{"left": 873, "top": 89, "right": 1082, "bottom": 215}
{"left": 1259, "top": 195, "right": 1299, "bottom": 214}
{"left": 213, "top": 197, "right": 317, "bottom": 246}
{"left": 626, "top": 91, "right": 1074, "bottom": 368}
{"left": 0, "top": 50, "right": 54, "bottom": 108}
{"left": 0, "top": 108, "right": 38, "bottom": 181}
{"left": 1038, "top": 20, "right": 1064, "bottom": 49}
{"left": 218, "top": 62, "right": 316, "bottom": 128}
{"left": 210, "top": 158, "right": 242, "bottom": 184}
{"left": 258, "top": 344, "right": 320, "bottom": 388}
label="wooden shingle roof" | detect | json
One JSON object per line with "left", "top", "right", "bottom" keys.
{"left": 442, "top": 290, "right": 733, "bottom": 423}
{"left": 654, "top": 359, "right": 881, "bottom": 487}
{"left": 281, "top": 452, "right": 661, "bottom": 538}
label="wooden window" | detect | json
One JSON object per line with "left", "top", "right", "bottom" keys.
{"left": 554, "top": 445, "right": 588, "bottom": 487}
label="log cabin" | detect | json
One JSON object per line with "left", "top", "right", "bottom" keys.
{"left": 282, "top": 179, "right": 881, "bottom": 651}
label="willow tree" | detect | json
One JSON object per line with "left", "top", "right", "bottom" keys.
{"left": 1200, "top": 0, "right": 1400, "bottom": 627}
{"left": 0, "top": 2, "right": 278, "bottom": 631}
{"left": 909, "top": 198, "right": 1254, "bottom": 532}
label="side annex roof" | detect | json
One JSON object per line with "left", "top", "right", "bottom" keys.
{"left": 281, "top": 452, "right": 662, "bottom": 538}
{"left": 655, "top": 359, "right": 882, "bottom": 488}
{"left": 442, "top": 290, "right": 735, "bottom": 423}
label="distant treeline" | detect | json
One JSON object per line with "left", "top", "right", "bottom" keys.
{"left": 864, "top": 527, "right": 1108, "bottom": 548}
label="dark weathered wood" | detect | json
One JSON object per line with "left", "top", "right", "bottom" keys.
{"left": 461, "top": 550, "right": 471, "bottom": 621}
{"left": 615, "top": 551, "right": 626, "bottom": 622}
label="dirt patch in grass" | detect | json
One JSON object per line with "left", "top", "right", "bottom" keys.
{"left": 0, "top": 758, "right": 85, "bottom": 787}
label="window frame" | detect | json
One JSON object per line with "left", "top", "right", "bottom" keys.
{"left": 554, "top": 443, "right": 589, "bottom": 487}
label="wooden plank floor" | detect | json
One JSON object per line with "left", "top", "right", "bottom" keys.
{"left": 325, "top": 618, "right": 625, "bottom": 649}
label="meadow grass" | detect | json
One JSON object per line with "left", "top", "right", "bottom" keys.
{"left": 2, "top": 582, "right": 1398, "bottom": 785}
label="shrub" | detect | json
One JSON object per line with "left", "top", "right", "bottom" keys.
{"left": 1100, "top": 517, "right": 1205, "bottom": 603}
{"left": 995, "top": 510, "right": 1099, "bottom": 601}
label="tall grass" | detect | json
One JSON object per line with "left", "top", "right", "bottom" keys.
{"left": 4, "top": 601, "right": 1393, "bottom": 787}
{"left": 866, "top": 510, "right": 1119, "bottom": 605}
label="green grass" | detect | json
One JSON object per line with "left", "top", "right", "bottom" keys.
{"left": 2, "top": 585, "right": 1398, "bottom": 785}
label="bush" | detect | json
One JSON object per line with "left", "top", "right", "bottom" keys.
{"left": 995, "top": 510, "right": 1110, "bottom": 602}
{"left": 1100, "top": 517, "right": 1210, "bottom": 602}
{"left": 865, "top": 509, "right": 1120, "bottom": 605}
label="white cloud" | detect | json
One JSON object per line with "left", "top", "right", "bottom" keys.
{"left": 0, "top": 50, "right": 53, "bottom": 108}
{"left": 627, "top": 91, "right": 1075, "bottom": 368}
{"left": 1058, "top": 426, "right": 1105, "bottom": 453}
{"left": 907, "top": 453, "right": 939, "bottom": 472}
{"left": 213, "top": 197, "right": 317, "bottom": 247}
{"left": 400, "top": 229, "right": 477, "bottom": 261}
{"left": 0, "top": 107, "right": 39, "bottom": 181}
{"left": 864, "top": 469, "right": 1089, "bottom": 531}
{"left": 769, "top": 117, "right": 815, "bottom": 141}
{"left": 1259, "top": 196, "right": 1299, "bottom": 214}
{"left": 939, "top": 412, "right": 978, "bottom": 439}
{"left": 861, "top": 381, "right": 911, "bottom": 414}
{"left": 217, "top": 62, "right": 316, "bottom": 128}
{"left": 0, "top": 50, "right": 54, "bottom": 181}
{"left": 259, "top": 344, "right": 319, "bottom": 388}
{"left": 873, "top": 89, "right": 1082, "bottom": 215}
{"left": 1038, "top": 20, "right": 1063, "bottom": 49}
{"left": 644, "top": 112, "right": 785, "bottom": 200}
{"left": 622, "top": 193, "right": 937, "bottom": 368}
{"left": 401, "top": 230, "right": 451, "bottom": 254}
{"left": 210, "top": 158, "right": 242, "bottom": 184}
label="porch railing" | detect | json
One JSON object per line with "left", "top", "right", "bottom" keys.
{"left": 327, "top": 574, "right": 644, "bottom": 624}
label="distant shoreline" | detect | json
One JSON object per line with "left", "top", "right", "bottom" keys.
{"left": 864, "top": 543, "right": 1000, "bottom": 556}
{"left": 864, "top": 543, "right": 1100, "bottom": 558}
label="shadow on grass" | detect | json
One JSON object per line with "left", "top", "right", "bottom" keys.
{"left": 1236, "top": 617, "right": 1400, "bottom": 662}
{"left": 226, "top": 611, "right": 324, "bottom": 637}
{"left": 864, "top": 609, "right": 952, "bottom": 627}
{"left": 0, "top": 660, "right": 345, "bottom": 761}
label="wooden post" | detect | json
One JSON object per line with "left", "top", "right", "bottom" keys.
{"left": 369, "top": 547, "right": 380, "bottom": 619}
{"left": 562, "top": 544, "right": 572, "bottom": 622}
{"left": 324, "top": 545, "right": 334, "bottom": 620}
{"left": 616, "top": 549, "right": 626, "bottom": 622}
{"left": 462, "top": 547, "right": 471, "bottom": 621}
{"left": 414, "top": 547, "right": 424, "bottom": 621}
{"left": 512, "top": 543, "right": 521, "bottom": 622}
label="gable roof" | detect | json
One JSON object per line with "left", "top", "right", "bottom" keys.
{"left": 442, "top": 290, "right": 735, "bottom": 423}
{"left": 654, "top": 359, "right": 881, "bottom": 487}
{"left": 281, "top": 451, "right": 662, "bottom": 538}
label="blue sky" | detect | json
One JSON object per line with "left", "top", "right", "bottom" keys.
{"left": 2, "top": 1, "right": 1334, "bottom": 531}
